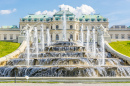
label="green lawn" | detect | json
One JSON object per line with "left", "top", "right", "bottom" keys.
{"left": 0, "top": 41, "right": 20, "bottom": 58}
{"left": 109, "top": 41, "right": 130, "bottom": 57}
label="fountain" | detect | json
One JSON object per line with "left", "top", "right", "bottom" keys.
{"left": 0, "top": 12, "right": 130, "bottom": 78}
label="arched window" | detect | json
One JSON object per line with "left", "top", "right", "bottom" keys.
{"left": 56, "top": 25, "right": 59, "bottom": 29}
{"left": 70, "top": 34, "right": 73, "bottom": 40}
{"left": 70, "top": 25, "right": 73, "bottom": 29}
{"left": 56, "top": 34, "right": 59, "bottom": 40}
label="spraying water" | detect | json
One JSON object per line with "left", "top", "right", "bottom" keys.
{"left": 47, "top": 28, "right": 50, "bottom": 46}
{"left": 26, "top": 30, "right": 30, "bottom": 66}
{"left": 92, "top": 28, "right": 96, "bottom": 58}
{"left": 62, "top": 10, "right": 67, "bottom": 41}
{"left": 41, "top": 24, "right": 44, "bottom": 51}
{"left": 80, "top": 24, "right": 84, "bottom": 46}
{"left": 101, "top": 34, "right": 105, "bottom": 66}
{"left": 87, "top": 26, "right": 90, "bottom": 52}
{"left": 34, "top": 27, "right": 38, "bottom": 58}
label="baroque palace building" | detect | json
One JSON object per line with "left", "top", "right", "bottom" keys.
{"left": 0, "top": 9, "right": 129, "bottom": 43}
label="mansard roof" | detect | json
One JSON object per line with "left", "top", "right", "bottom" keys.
{"left": 79, "top": 14, "right": 105, "bottom": 19}
{"left": 0, "top": 25, "right": 18, "bottom": 29}
{"left": 24, "top": 14, "right": 49, "bottom": 18}
{"left": 53, "top": 10, "right": 75, "bottom": 17}
{"left": 110, "top": 25, "right": 127, "bottom": 28}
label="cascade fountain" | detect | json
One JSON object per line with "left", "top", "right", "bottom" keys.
{"left": 0, "top": 14, "right": 130, "bottom": 78}
{"left": 62, "top": 10, "right": 66, "bottom": 41}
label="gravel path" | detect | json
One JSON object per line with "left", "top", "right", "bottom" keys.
{"left": 0, "top": 83, "right": 129, "bottom": 86}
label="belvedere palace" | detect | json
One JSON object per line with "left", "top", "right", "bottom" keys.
{"left": 0, "top": 9, "right": 130, "bottom": 43}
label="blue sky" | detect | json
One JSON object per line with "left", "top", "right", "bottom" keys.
{"left": 0, "top": 0, "right": 130, "bottom": 27}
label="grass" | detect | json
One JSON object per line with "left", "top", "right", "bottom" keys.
{"left": 0, "top": 41, "right": 20, "bottom": 58}
{"left": 109, "top": 41, "right": 130, "bottom": 57}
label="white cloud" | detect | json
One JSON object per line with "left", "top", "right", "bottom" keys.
{"left": 35, "top": 4, "right": 95, "bottom": 17}
{"left": 0, "top": 8, "right": 16, "bottom": 15}
{"left": 35, "top": 9, "right": 57, "bottom": 17}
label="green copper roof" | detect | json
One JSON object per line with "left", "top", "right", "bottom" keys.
{"left": 24, "top": 14, "right": 49, "bottom": 18}
{"left": 0, "top": 25, "right": 18, "bottom": 29}
{"left": 54, "top": 10, "right": 75, "bottom": 17}
{"left": 80, "top": 14, "right": 104, "bottom": 19}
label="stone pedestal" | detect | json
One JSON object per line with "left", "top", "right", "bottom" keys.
{"left": 18, "top": 35, "right": 26, "bottom": 43}
{"left": 97, "top": 35, "right": 111, "bottom": 46}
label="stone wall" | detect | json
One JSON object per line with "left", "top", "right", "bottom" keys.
{"left": 0, "top": 41, "right": 27, "bottom": 66}
{"left": 105, "top": 41, "right": 130, "bottom": 64}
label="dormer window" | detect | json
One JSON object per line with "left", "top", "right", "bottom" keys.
{"left": 28, "top": 19, "right": 31, "bottom": 22}
{"left": 85, "top": 19, "right": 89, "bottom": 22}
{"left": 34, "top": 18, "right": 37, "bottom": 22}
{"left": 40, "top": 19, "right": 43, "bottom": 21}
{"left": 91, "top": 19, "right": 95, "bottom": 22}
{"left": 103, "top": 18, "right": 107, "bottom": 22}
{"left": 56, "top": 18, "right": 58, "bottom": 21}
{"left": 79, "top": 19, "right": 82, "bottom": 21}
{"left": 70, "top": 18, "right": 73, "bottom": 21}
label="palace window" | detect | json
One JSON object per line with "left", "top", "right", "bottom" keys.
{"left": 56, "top": 34, "right": 59, "bottom": 40}
{"left": 115, "top": 34, "right": 118, "bottom": 39}
{"left": 46, "top": 26, "right": 49, "bottom": 29}
{"left": 70, "top": 34, "right": 73, "bottom": 40}
{"left": 110, "top": 34, "right": 112, "bottom": 39}
{"left": 128, "top": 34, "right": 130, "bottom": 40}
{"left": 121, "top": 34, "right": 125, "bottom": 39}
{"left": 70, "top": 25, "right": 73, "bottom": 29}
{"left": 16, "top": 34, "right": 19, "bottom": 39}
{"left": 77, "top": 35, "right": 78, "bottom": 40}
{"left": 51, "top": 26, "right": 52, "bottom": 29}
{"left": 10, "top": 34, "right": 13, "bottom": 40}
{"left": 51, "top": 34, "right": 52, "bottom": 41}
{"left": 4, "top": 34, "right": 7, "bottom": 40}
{"left": 92, "top": 26, "right": 94, "bottom": 30}
{"left": 56, "top": 25, "right": 59, "bottom": 29}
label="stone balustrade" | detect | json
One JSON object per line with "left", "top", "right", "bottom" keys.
{"left": 105, "top": 41, "right": 130, "bottom": 64}
{"left": 0, "top": 41, "right": 27, "bottom": 66}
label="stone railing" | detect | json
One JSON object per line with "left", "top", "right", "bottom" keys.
{"left": 105, "top": 41, "right": 130, "bottom": 64}
{"left": 0, "top": 41, "right": 27, "bottom": 66}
